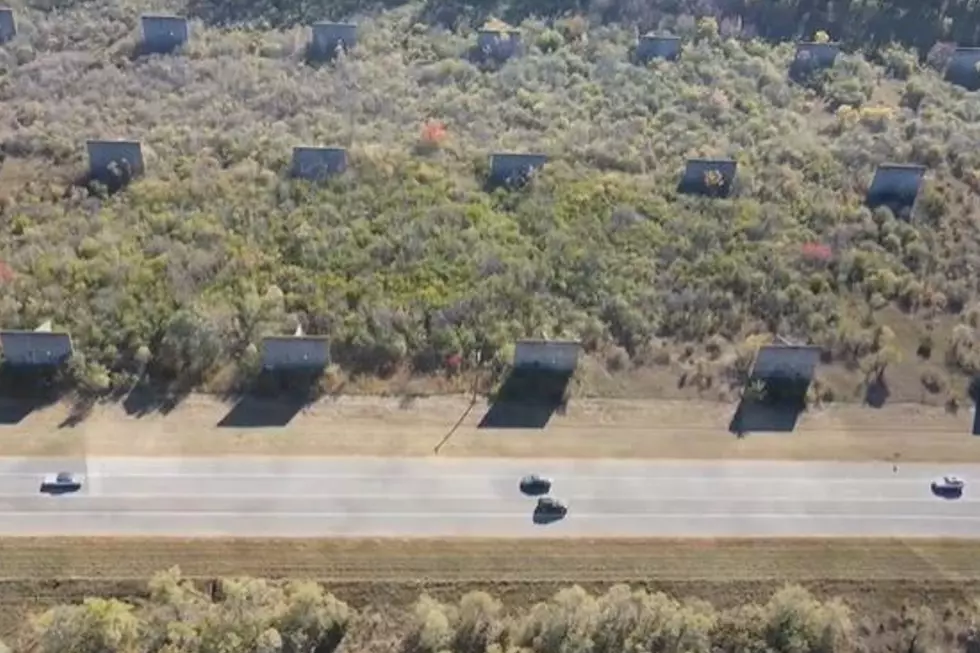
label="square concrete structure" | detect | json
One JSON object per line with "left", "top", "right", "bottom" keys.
{"left": 636, "top": 35, "right": 681, "bottom": 63}
{"left": 260, "top": 336, "right": 330, "bottom": 371}
{"left": 0, "top": 7, "right": 15, "bottom": 44}
{"left": 790, "top": 42, "right": 840, "bottom": 79}
{"left": 86, "top": 140, "right": 144, "bottom": 183}
{"left": 140, "top": 15, "right": 189, "bottom": 54}
{"left": 751, "top": 345, "right": 821, "bottom": 382}
{"left": 488, "top": 153, "right": 547, "bottom": 188}
{"left": 513, "top": 339, "right": 580, "bottom": 372}
{"left": 291, "top": 146, "right": 348, "bottom": 181}
{"left": 0, "top": 331, "right": 73, "bottom": 367}
{"left": 678, "top": 158, "right": 737, "bottom": 197}
{"left": 309, "top": 22, "right": 357, "bottom": 61}
{"left": 946, "top": 47, "right": 980, "bottom": 90}
{"left": 477, "top": 29, "right": 522, "bottom": 61}
{"left": 866, "top": 163, "right": 926, "bottom": 214}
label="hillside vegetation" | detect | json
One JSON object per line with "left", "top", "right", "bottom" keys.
{"left": 11, "top": 568, "right": 980, "bottom": 653}
{"left": 3, "top": 0, "right": 980, "bottom": 403}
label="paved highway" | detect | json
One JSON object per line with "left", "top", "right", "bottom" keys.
{"left": 0, "top": 457, "right": 978, "bottom": 537}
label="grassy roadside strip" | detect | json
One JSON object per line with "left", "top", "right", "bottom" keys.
{"left": 1, "top": 537, "right": 979, "bottom": 583}
{"left": 3, "top": 537, "right": 980, "bottom": 639}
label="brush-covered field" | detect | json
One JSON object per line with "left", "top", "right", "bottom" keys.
{"left": 5, "top": 539, "right": 980, "bottom": 652}
{"left": 3, "top": 0, "right": 980, "bottom": 406}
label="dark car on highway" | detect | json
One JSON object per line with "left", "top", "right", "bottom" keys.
{"left": 519, "top": 474, "right": 553, "bottom": 495}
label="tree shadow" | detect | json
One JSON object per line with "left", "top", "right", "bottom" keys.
{"left": 729, "top": 377, "right": 809, "bottom": 436}
{"left": 864, "top": 373, "right": 890, "bottom": 408}
{"left": 218, "top": 370, "right": 320, "bottom": 428}
{"left": 59, "top": 395, "right": 96, "bottom": 428}
{"left": 122, "top": 380, "right": 190, "bottom": 417}
{"left": 478, "top": 368, "right": 571, "bottom": 429}
{"left": 0, "top": 366, "right": 65, "bottom": 425}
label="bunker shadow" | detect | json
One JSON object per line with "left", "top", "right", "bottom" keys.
{"left": 0, "top": 366, "right": 65, "bottom": 425}
{"left": 729, "top": 378, "right": 810, "bottom": 436}
{"left": 218, "top": 369, "right": 320, "bottom": 428}
{"left": 971, "top": 377, "right": 980, "bottom": 436}
{"left": 478, "top": 368, "right": 572, "bottom": 429}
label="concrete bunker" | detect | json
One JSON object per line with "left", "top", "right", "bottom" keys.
{"left": 487, "top": 152, "right": 547, "bottom": 190}
{"left": 476, "top": 29, "right": 522, "bottom": 62}
{"left": 479, "top": 339, "right": 580, "bottom": 429}
{"left": 730, "top": 344, "right": 821, "bottom": 435}
{"left": 0, "top": 324, "right": 73, "bottom": 425}
{"left": 790, "top": 42, "right": 840, "bottom": 80}
{"left": 946, "top": 47, "right": 980, "bottom": 90}
{"left": 308, "top": 22, "right": 357, "bottom": 61}
{"left": 219, "top": 333, "right": 330, "bottom": 428}
{"left": 866, "top": 163, "right": 926, "bottom": 218}
{"left": 0, "top": 7, "right": 16, "bottom": 44}
{"left": 677, "top": 158, "right": 738, "bottom": 198}
{"left": 290, "top": 146, "right": 348, "bottom": 181}
{"left": 140, "top": 15, "right": 189, "bottom": 55}
{"left": 635, "top": 35, "right": 681, "bottom": 63}
{"left": 86, "top": 140, "right": 144, "bottom": 191}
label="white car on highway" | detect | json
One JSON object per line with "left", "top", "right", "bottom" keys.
{"left": 40, "top": 471, "right": 83, "bottom": 493}
{"left": 931, "top": 476, "right": 965, "bottom": 494}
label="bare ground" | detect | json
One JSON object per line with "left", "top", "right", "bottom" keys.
{"left": 0, "top": 393, "right": 976, "bottom": 461}
{"left": 2, "top": 537, "right": 980, "bottom": 639}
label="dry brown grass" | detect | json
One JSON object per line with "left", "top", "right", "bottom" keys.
{"left": 4, "top": 537, "right": 980, "bottom": 583}
{"left": 1, "top": 393, "right": 976, "bottom": 462}
{"left": 3, "top": 537, "right": 980, "bottom": 639}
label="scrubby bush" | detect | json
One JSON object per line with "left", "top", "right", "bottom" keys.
{"left": 21, "top": 574, "right": 980, "bottom": 653}
{"left": 2, "top": 0, "right": 980, "bottom": 398}
{"left": 29, "top": 567, "right": 353, "bottom": 653}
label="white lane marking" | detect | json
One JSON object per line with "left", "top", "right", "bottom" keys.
{"left": 6, "top": 494, "right": 976, "bottom": 503}
{"left": 0, "top": 473, "right": 957, "bottom": 483}
{"left": 1, "top": 512, "right": 979, "bottom": 520}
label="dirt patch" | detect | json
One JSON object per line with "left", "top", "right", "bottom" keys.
{"left": 0, "top": 393, "right": 975, "bottom": 462}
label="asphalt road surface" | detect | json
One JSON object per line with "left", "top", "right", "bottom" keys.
{"left": 0, "top": 457, "right": 979, "bottom": 537}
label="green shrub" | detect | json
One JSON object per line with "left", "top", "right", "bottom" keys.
{"left": 2, "top": 0, "right": 980, "bottom": 394}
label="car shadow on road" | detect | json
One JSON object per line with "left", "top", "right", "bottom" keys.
{"left": 38, "top": 484, "right": 80, "bottom": 496}
{"left": 532, "top": 508, "right": 566, "bottom": 525}
{"left": 931, "top": 487, "right": 964, "bottom": 500}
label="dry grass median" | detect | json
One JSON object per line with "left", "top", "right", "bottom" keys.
{"left": 3, "top": 537, "right": 980, "bottom": 638}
